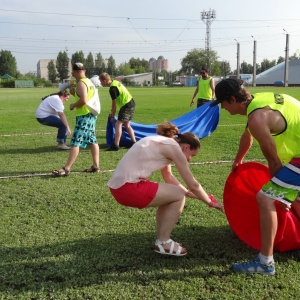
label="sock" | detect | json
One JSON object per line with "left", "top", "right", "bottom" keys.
{"left": 258, "top": 253, "right": 274, "bottom": 265}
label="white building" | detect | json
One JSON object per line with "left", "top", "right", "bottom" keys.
{"left": 115, "top": 72, "right": 153, "bottom": 86}
{"left": 246, "top": 59, "right": 300, "bottom": 86}
{"left": 37, "top": 59, "right": 72, "bottom": 80}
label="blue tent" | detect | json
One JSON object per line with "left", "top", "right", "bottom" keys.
{"left": 106, "top": 100, "right": 220, "bottom": 147}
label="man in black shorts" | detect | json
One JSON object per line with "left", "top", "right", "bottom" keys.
{"left": 100, "top": 72, "right": 136, "bottom": 151}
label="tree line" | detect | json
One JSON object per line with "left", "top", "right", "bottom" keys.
{"left": 0, "top": 48, "right": 299, "bottom": 85}
{"left": 47, "top": 50, "right": 152, "bottom": 83}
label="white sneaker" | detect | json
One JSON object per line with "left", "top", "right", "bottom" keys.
{"left": 57, "top": 144, "right": 71, "bottom": 150}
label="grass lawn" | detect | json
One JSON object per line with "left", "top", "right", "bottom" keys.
{"left": 1, "top": 86, "right": 300, "bottom": 299}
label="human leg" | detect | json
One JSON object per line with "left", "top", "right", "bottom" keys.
{"left": 123, "top": 121, "right": 136, "bottom": 143}
{"left": 232, "top": 192, "right": 277, "bottom": 275}
{"left": 64, "top": 146, "right": 80, "bottom": 170}
{"left": 291, "top": 197, "right": 300, "bottom": 220}
{"left": 52, "top": 147, "right": 78, "bottom": 176}
{"left": 37, "top": 116, "right": 68, "bottom": 145}
{"left": 110, "top": 181, "right": 186, "bottom": 255}
{"left": 257, "top": 193, "right": 277, "bottom": 257}
{"left": 83, "top": 143, "right": 100, "bottom": 172}
{"left": 114, "top": 120, "right": 123, "bottom": 147}
{"left": 148, "top": 183, "right": 187, "bottom": 253}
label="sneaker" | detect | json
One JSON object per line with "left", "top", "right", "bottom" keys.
{"left": 106, "top": 144, "right": 120, "bottom": 151}
{"left": 232, "top": 256, "right": 275, "bottom": 275}
{"left": 57, "top": 144, "right": 71, "bottom": 150}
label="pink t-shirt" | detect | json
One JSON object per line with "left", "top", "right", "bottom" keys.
{"left": 107, "top": 135, "right": 179, "bottom": 189}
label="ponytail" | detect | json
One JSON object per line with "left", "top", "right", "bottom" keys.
{"left": 41, "top": 90, "right": 69, "bottom": 101}
{"left": 156, "top": 122, "right": 200, "bottom": 150}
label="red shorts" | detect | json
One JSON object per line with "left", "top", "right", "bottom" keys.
{"left": 109, "top": 180, "right": 159, "bottom": 209}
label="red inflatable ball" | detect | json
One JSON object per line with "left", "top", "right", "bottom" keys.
{"left": 223, "top": 162, "right": 300, "bottom": 252}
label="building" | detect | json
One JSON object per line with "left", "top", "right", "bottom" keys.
{"left": 37, "top": 59, "right": 72, "bottom": 80}
{"left": 175, "top": 75, "right": 222, "bottom": 87}
{"left": 149, "top": 56, "right": 169, "bottom": 72}
{"left": 115, "top": 73, "right": 153, "bottom": 86}
{"left": 246, "top": 59, "right": 300, "bottom": 86}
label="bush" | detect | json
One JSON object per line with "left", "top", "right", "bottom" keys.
{"left": 0, "top": 78, "right": 15, "bottom": 88}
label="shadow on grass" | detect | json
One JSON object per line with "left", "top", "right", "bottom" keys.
{"left": 0, "top": 146, "right": 95, "bottom": 155}
{"left": 0, "top": 225, "right": 249, "bottom": 293}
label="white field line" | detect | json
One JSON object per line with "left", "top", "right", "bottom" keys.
{"left": 0, "top": 159, "right": 266, "bottom": 179}
{"left": 0, "top": 124, "right": 245, "bottom": 137}
{"left": 0, "top": 130, "right": 107, "bottom": 137}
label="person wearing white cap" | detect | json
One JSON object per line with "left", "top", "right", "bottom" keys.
{"left": 52, "top": 62, "right": 100, "bottom": 176}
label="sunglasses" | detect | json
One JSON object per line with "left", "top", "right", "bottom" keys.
{"left": 201, "top": 72, "right": 206, "bottom": 75}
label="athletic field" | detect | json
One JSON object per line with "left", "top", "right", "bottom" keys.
{"left": 1, "top": 86, "right": 300, "bottom": 299}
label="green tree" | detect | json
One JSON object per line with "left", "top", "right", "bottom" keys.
{"left": 56, "top": 51, "right": 69, "bottom": 81}
{"left": 71, "top": 51, "right": 85, "bottom": 65}
{"left": 107, "top": 55, "right": 117, "bottom": 76}
{"left": 0, "top": 50, "right": 17, "bottom": 77}
{"left": 180, "top": 48, "right": 219, "bottom": 75}
{"left": 277, "top": 56, "right": 285, "bottom": 64}
{"left": 118, "top": 62, "right": 135, "bottom": 76}
{"left": 219, "top": 60, "right": 231, "bottom": 77}
{"left": 95, "top": 52, "right": 106, "bottom": 75}
{"left": 240, "top": 61, "right": 253, "bottom": 74}
{"left": 260, "top": 58, "right": 276, "bottom": 73}
{"left": 128, "top": 57, "right": 149, "bottom": 73}
{"left": 289, "top": 52, "right": 300, "bottom": 60}
{"left": 47, "top": 60, "right": 57, "bottom": 83}
{"left": 85, "top": 52, "right": 95, "bottom": 78}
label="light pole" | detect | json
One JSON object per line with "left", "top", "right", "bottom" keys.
{"left": 234, "top": 39, "right": 240, "bottom": 79}
{"left": 251, "top": 36, "right": 257, "bottom": 87}
{"left": 283, "top": 29, "right": 289, "bottom": 87}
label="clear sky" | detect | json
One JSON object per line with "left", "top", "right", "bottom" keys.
{"left": 1, "top": 0, "right": 300, "bottom": 74}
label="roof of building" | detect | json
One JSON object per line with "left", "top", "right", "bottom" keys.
{"left": 247, "top": 59, "right": 300, "bottom": 85}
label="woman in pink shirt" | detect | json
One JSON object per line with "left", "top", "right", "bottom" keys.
{"left": 108, "top": 122, "right": 223, "bottom": 256}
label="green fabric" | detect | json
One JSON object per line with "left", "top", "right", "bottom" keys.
{"left": 247, "top": 92, "right": 300, "bottom": 164}
{"left": 74, "top": 78, "right": 95, "bottom": 116}
{"left": 197, "top": 77, "right": 212, "bottom": 100}
{"left": 110, "top": 80, "right": 132, "bottom": 108}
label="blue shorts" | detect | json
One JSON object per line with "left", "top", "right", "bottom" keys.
{"left": 71, "top": 113, "right": 97, "bottom": 148}
{"left": 260, "top": 158, "right": 300, "bottom": 205}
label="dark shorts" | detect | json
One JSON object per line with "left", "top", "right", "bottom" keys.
{"left": 71, "top": 113, "right": 97, "bottom": 148}
{"left": 197, "top": 98, "right": 211, "bottom": 108}
{"left": 118, "top": 99, "right": 135, "bottom": 122}
{"left": 109, "top": 180, "right": 159, "bottom": 209}
{"left": 260, "top": 158, "right": 300, "bottom": 205}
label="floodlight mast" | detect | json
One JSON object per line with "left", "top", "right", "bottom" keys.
{"left": 283, "top": 29, "right": 289, "bottom": 87}
{"left": 251, "top": 36, "right": 257, "bottom": 87}
{"left": 201, "top": 9, "right": 216, "bottom": 69}
{"left": 234, "top": 39, "right": 240, "bottom": 79}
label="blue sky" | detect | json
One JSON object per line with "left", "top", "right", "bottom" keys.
{"left": 1, "top": 0, "right": 300, "bottom": 74}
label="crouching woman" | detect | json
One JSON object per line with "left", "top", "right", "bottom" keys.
{"left": 107, "top": 122, "right": 223, "bottom": 256}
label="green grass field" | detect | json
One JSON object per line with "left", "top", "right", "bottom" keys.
{"left": 1, "top": 86, "right": 300, "bottom": 299}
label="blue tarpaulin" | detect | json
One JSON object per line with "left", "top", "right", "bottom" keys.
{"left": 106, "top": 100, "right": 220, "bottom": 147}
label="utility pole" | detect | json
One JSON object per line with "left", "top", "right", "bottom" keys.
{"left": 251, "top": 36, "right": 257, "bottom": 87}
{"left": 234, "top": 39, "right": 240, "bottom": 79}
{"left": 201, "top": 9, "right": 216, "bottom": 68}
{"left": 283, "top": 29, "right": 289, "bottom": 87}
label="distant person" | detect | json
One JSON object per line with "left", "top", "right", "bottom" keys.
{"left": 36, "top": 91, "right": 72, "bottom": 150}
{"left": 52, "top": 62, "right": 99, "bottom": 176}
{"left": 190, "top": 67, "right": 215, "bottom": 107}
{"left": 210, "top": 78, "right": 300, "bottom": 275}
{"left": 108, "top": 122, "right": 223, "bottom": 256}
{"left": 99, "top": 72, "right": 136, "bottom": 151}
